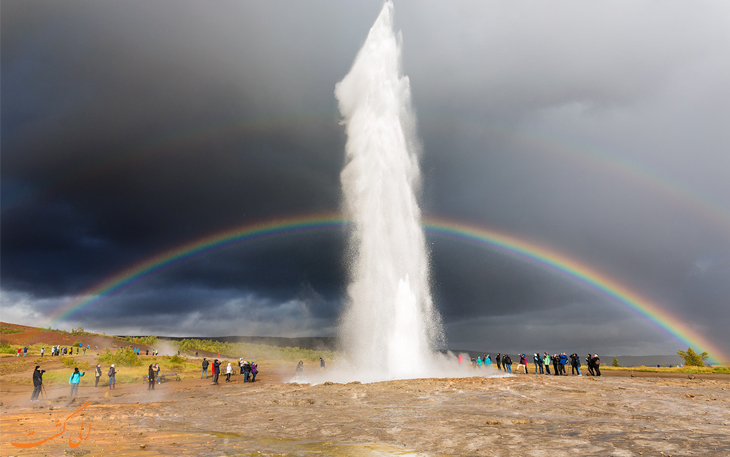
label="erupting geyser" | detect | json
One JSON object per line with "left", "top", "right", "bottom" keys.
{"left": 335, "top": 1, "right": 445, "bottom": 380}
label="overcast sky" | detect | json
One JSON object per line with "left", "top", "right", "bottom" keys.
{"left": 2, "top": 1, "right": 729, "bottom": 357}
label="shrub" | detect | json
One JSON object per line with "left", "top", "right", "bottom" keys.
{"left": 0, "top": 344, "right": 16, "bottom": 354}
{"left": 119, "top": 335, "right": 158, "bottom": 346}
{"left": 677, "top": 347, "right": 709, "bottom": 367}
{"left": 97, "top": 347, "right": 142, "bottom": 367}
{"left": 0, "top": 327, "right": 22, "bottom": 334}
{"left": 161, "top": 354, "right": 187, "bottom": 370}
{"left": 61, "top": 357, "right": 90, "bottom": 370}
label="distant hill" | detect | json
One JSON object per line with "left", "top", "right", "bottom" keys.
{"left": 610, "top": 354, "right": 683, "bottom": 367}
{"left": 154, "top": 335, "right": 338, "bottom": 352}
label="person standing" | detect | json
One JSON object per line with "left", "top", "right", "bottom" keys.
{"left": 155, "top": 362, "right": 161, "bottom": 384}
{"left": 251, "top": 362, "right": 258, "bottom": 382}
{"left": 496, "top": 353, "right": 502, "bottom": 371}
{"left": 320, "top": 357, "right": 325, "bottom": 370}
{"left": 542, "top": 352, "right": 550, "bottom": 375}
{"left": 502, "top": 354, "right": 512, "bottom": 374}
{"left": 226, "top": 363, "right": 232, "bottom": 382}
{"left": 243, "top": 361, "right": 252, "bottom": 382}
{"left": 201, "top": 358, "right": 209, "bottom": 379}
{"left": 69, "top": 367, "right": 85, "bottom": 397}
{"left": 31, "top": 366, "right": 45, "bottom": 401}
{"left": 108, "top": 364, "right": 117, "bottom": 389}
{"left": 296, "top": 360, "right": 304, "bottom": 375}
{"left": 212, "top": 359, "right": 221, "bottom": 385}
{"left": 148, "top": 364, "right": 156, "bottom": 390}
{"left": 484, "top": 354, "right": 491, "bottom": 366}
{"left": 94, "top": 364, "right": 102, "bottom": 388}
{"left": 520, "top": 354, "right": 528, "bottom": 374}
{"left": 586, "top": 354, "right": 595, "bottom": 376}
{"left": 552, "top": 354, "right": 560, "bottom": 376}
{"left": 570, "top": 353, "right": 582, "bottom": 376}
{"left": 23, "top": 346, "right": 28, "bottom": 357}
{"left": 17, "top": 347, "right": 21, "bottom": 357}
{"left": 591, "top": 354, "right": 601, "bottom": 376}
{"left": 41, "top": 347, "right": 45, "bottom": 357}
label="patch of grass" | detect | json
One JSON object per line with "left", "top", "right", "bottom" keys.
{"left": 603, "top": 365, "right": 730, "bottom": 374}
{"left": 0, "top": 327, "right": 23, "bottom": 334}
{"left": 175, "top": 338, "right": 339, "bottom": 363}
{"left": 117, "top": 335, "right": 158, "bottom": 346}
{"left": 0, "top": 344, "right": 17, "bottom": 354}
{"left": 60, "top": 357, "right": 91, "bottom": 370}
{"left": 98, "top": 347, "right": 142, "bottom": 367}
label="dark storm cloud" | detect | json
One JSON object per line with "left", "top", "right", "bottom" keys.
{"left": 2, "top": 1, "right": 729, "bottom": 356}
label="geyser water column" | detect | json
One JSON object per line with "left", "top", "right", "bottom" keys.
{"left": 335, "top": 1, "right": 444, "bottom": 380}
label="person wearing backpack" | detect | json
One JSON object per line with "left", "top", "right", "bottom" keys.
{"left": 502, "top": 354, "right": 512, "bottom": 374}
{"left": 201, "top": 358, "right": 209, "bottom": 379}
{"left": 108, "top": 364, "right": 117, "bottom": 389}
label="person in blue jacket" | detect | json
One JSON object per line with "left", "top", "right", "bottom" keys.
{"left": 69, "top": 367, "right": 85, "bottom": 397}
{"left": 559, "top": 353, "right": 568, "bottom": 375}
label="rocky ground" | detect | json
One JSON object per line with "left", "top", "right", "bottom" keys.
{"left": 2, "top": 365, "right": 729, "bottom": 457}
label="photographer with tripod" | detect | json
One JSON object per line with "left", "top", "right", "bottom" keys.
{"left": 31, "top": 366, "right": 45, "bottom": 401}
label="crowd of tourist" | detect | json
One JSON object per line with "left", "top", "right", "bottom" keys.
{"left": 27, "top": 347, "right": 263, "bottom": 401}
{"left": 465, "top": 352, "right": 602, "bottom": 376}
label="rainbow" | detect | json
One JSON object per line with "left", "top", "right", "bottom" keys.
{"left": 46, "top": 214, "right": 727, "bottom": 364}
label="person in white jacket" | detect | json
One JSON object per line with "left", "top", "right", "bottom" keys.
{"left": 226, "top": 363, "right": 232, "bottom": 382}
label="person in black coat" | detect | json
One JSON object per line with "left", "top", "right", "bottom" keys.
{"left": 590, "top": 354, "right": 601, "bottom": 376}
{"left": 586, "top": 354, "right": 595, "bottom": 375}
{"left": 201, "top": 358, "right": 209, "bottom": 379}
{"left": 31, "top": 366, "right": 45, "bottom": 401}
{"left": 148, "top": 364, "right": 155, "bottom": 390}
{"left": 212, "top": 359, "right": 221, "bottom": 385}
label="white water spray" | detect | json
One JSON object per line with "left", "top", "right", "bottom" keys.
{"left": 334, "top": 1, "right": 444, "bottom": 381}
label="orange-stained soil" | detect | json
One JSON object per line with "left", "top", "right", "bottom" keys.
{"left": 2, "top": 363, "right": 729, "bottom": 456}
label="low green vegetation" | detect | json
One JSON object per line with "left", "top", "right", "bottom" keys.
{"left": 677, "top": 347, "right": 709, "bottom": 367}
{"left": 0, "top": 327, "right": 23, "bottom": 334}
{"left": 175, "top": 338, "right": 338, "bottom": 362}
{"left": 602, "top": 365, "right": 729, "bottom": 374}
{"left": 97, "top": 347, "right": 143, "bottom": 367}
{"left": 0, "top": 344, "right": 17, "bottom": 354}
{"left": 117, "top": 335, "right": 158, "bottom": 346}
{"left": 60, "top": 357, "right": 91, "bottom": 370}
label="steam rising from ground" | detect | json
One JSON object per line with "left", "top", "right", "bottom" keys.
{"left": 325, "top": 2, "right": 495, "bottom": 383}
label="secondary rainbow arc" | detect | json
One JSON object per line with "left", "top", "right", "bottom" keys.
{"left": 45, "top": 214, "right": 727, "bottom": 364}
